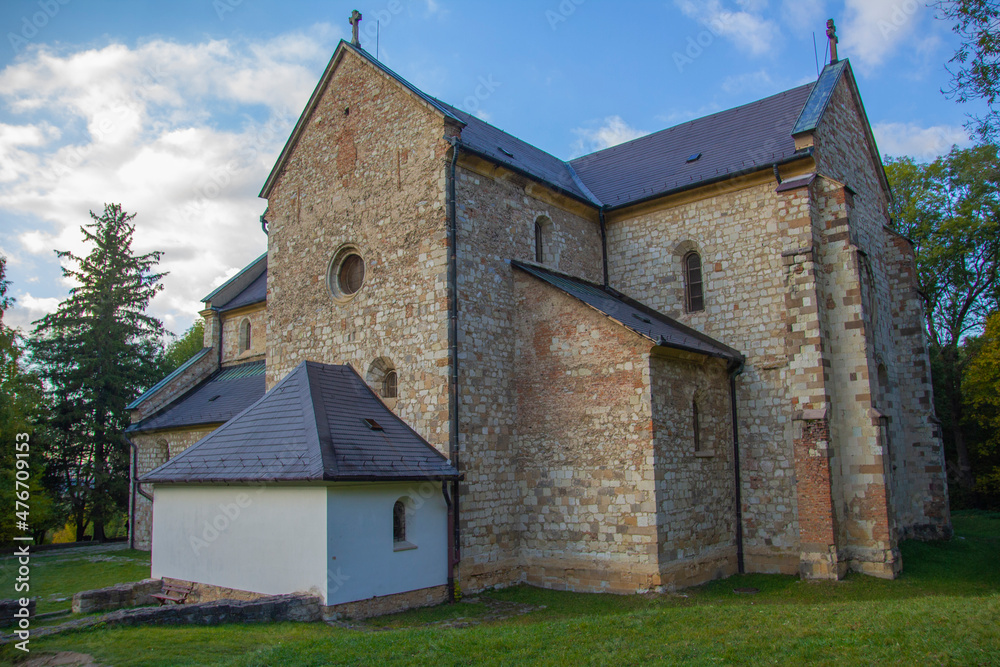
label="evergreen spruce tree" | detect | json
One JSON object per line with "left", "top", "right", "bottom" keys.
{"left": 31, "top": 204, "right": 166, "bottom": 541}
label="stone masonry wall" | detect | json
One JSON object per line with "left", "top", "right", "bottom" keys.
{"left": 812, "top": 73, "right": 944, "bottom": 570}
{"left": 263, "top": 48, "right": 453, "bottom": 452}
{"left": 513, "top": 270, "right": 658, "bottom": 593}
{"left": 649, "top": 352, "right": 737, "bottom": 588}
{"left": 132, "top": 428, "right": 216, "bottom": 550}
{"left": 454, "top": 160, "right": 604, "bottom": 591}
{"left": 220, "top": 305, "right": 267, "bottom": 365}
{"left": 606, "top": 177, "right": 802, "bottom": 574}
{"left": 885, "top": 230, "right": 952, "bottom": 539}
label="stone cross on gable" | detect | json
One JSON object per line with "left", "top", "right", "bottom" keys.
{"left": 350, "top": 10, "right": 363, "bottom": 47}
{"left": 826, "top": 18, "right": 839, "bottom": 64}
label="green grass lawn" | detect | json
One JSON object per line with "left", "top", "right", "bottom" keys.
{"left": 0, "top": 545, "right": 151, "bottom": 615}
{"left": 5, "top": 511, "right": 998, "bottom": 666}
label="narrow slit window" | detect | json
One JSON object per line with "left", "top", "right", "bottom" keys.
{"left": 535, "top": 221, "right": 544, "bottom": 263}
{"left": 684, "top": 251, "right": 704, "bottom": 312}
{"left": 693, "top": 399, "right": 701, "bottom": 452}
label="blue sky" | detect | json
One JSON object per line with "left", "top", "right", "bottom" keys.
{"left": 0, "top": 0, "right": 984, "bottom": 336}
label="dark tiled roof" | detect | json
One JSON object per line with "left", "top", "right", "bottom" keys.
{"left": 433, "top": 99, "right": 600, "bottom": 205}
{"left": 140, "top": 362, "right": 460, "bottom": 484}
{"left": 569, "top": 85, "right": 815, "bottom": 209}
{"left": 261, "top": 38, "right": 829, "bottom": 211}
{"left": 513, "top": 261, "right": 742, "bottom": 362}
{"left": 219, "top": 269, "right": 267, "bottom": 312}
{"left": 203, "top": 253, "right": 266, "bottom": 305}
{"left": 126, "top": 348, "right": 212, "bottom": 411}
{"left": 127, "top": 361, "right": 266, "bottom": 433}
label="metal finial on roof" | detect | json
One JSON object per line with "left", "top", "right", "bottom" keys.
{"left": 826, "top": 19, "right": 838, "bottom": 64}
{"left": 349, "top": 10, "right": 363, "bottom": 47}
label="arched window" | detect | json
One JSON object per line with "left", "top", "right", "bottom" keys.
{"left": 383, "top": 370, "right": 398, "bottom": 399}
{"left": 393, "top": 500, "right": 406, "bottom": 544}
{"left": 367, "top": 357, "right": 398, "bottom": 409}
{"left": 683, "top": 251, "right": 704, "bottom": 312}
{"left": 534, "top": 216, "right": 553, "bottom": 264}
{"left": 238, "top": 318, "right": 251, "bottom": 353}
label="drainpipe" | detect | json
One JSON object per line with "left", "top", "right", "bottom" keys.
{"left": 446, "top": 135, "right": 462, "bottom": 601}
{"left": 260, "top": 208, "right": 270, "bottom": 235}
{"left": 727, "top": 358, "right": 746, "bottom": 574}
{"left": 123, "top": 434, "right": 153, "bottom": 550}
{"left": 598, "top": 208, "right": 610, "bottom": 288}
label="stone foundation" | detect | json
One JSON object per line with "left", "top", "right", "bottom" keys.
{"left": 165, "top": 578, "right": 274, "bottom": 605}
{"left": 72, "top": 579, "right": 163, "bottom": 614}
{"left": 322, "top": 585, "right": 450, "bottom": 620}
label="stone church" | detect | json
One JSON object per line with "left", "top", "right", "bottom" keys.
{"left": 126, "top": 22, "right": 951, "bottom": 613}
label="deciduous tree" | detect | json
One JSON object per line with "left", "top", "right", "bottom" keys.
{"left": 886, "top": 144, "right": 1000, "bottom": 494}
{"left": 938, "top": 0, "right": 1000, "bottom": 141}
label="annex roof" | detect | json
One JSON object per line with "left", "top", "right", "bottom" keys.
{"left": 127, "top": 361, "right": 266, "bottom": 434}
{"left": 218, "top": 269, "right": 267, "bottom": 313}
{"left": 125, "top": 347, "right": 212, "bottom": 411}
{"left": 203, "top": 253, "right": 267, "bottom": 309}
{"left": 512, "top": 260, "right": 742, "bottom": 362}
{"left": 140, "top": 361, "right": 461, "bottom": 484}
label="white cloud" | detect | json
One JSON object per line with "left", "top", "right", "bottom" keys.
{"left": 674, "top": 0, "right": 781, "bottom": 56}
{"left": 0, "top": 25, "right": 342, "bottom": 336}
{"left": 572, "top": 116, "right": 648, "bottom": 156}
{"left": 873, "top": 122, "right": 972, "bottom": 161}
{"left": 3, "top": 292, "right": 61, "bottom": 333}
{"left": 840, "top": 0, "right": 930, "bottom": 71}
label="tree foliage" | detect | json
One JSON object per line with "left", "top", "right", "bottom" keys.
{"left": 887, "top": 144, "right": 1000, "bottom": 498}
{"left": 30, "top": 204, "right": 167, "bottom": 541}
{"left": 962, "top": 311, "right": 1000, "bottom": 504}
{"left": 164, "top": 320, "right": 205, "bottom": 372}
{"left": 939, "top": 0, "right": 1000, "bottom": 141}
{"left": 0, "top": 256, "right": 61, "bottom": 542}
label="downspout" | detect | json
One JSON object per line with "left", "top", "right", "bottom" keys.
{"left": 260, "top": 208, "right": 270, "bottom": 235}
{"left": 598, "top": 208, "right": 609, "bottom": 288}
{"left": 727, "top": 358, "right": 746, "bottom": 574}
{"left": 446, "top": 135, "right": 462, "bottom": 601}
{"left": 123, "top": 434, "right": 153, "bottom": 550}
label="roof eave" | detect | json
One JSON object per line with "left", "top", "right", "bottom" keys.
{"left": 458, "top": 141, "right": 602, "bottom": 210}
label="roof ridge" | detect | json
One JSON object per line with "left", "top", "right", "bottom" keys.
{"left": 303, "top": 361, "right": 338, "bottom": 479}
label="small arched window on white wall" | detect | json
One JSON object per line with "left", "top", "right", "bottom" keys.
{"left": 534, "top": 216, "right": 553, "bottom": 265}
{"left": 683, "top": 251, "right": 705, "bottom": 313}
{"left": 238, "top": 318, "right": 252, "bottom": 353}
{"left": 393, "top": 497, "right": 416, "bottom": 551}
